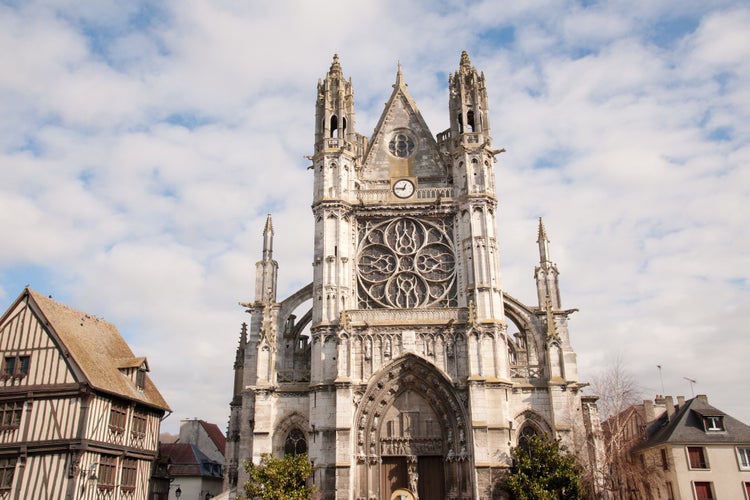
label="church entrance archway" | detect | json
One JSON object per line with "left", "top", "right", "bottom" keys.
{"left": 354, "top": 354, "right": 471, "bottom": 500}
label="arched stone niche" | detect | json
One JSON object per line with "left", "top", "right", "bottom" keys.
{"left": 273, "top": 412, "right": 309, "bottom": 457}
{"left": 353, "top": 354, "right": 473, "bottom": 500}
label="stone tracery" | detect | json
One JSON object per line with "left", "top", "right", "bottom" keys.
{"left": 357, "top": 217, "right": 457, "bottom": 309}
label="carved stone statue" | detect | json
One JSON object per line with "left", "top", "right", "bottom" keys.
{"left": 408, "top": 462, "right": 419, "bottom": 498}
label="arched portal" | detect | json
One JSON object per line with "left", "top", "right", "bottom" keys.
{"left": 354, "top": 354, "right": 473, "bottom": 500}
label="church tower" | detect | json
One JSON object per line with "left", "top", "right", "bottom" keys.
{"left": 225, "top": 53, "right": 602, "bottom": 500}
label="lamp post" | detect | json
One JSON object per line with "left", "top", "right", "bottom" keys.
{"left": 76, "top": 462, "right": 98, "bottom": 499}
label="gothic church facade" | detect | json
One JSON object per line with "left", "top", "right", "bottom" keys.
{"left": 225, "top": 52, "right": 602, "bottom": 499}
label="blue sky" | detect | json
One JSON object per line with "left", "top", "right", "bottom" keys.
{"left": 1, "top": 0, "right": 748, "bottom": 433}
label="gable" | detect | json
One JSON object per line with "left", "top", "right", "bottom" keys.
{"left": 362, "top": 76, "right": 447, "bottom": 184}
{"left": 0, "top": 288, "right": 170, "bottom": 412}
{"left": 0, "top": 293, "right": 78, "bottom": 387}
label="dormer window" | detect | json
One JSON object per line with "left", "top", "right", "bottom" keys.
{"left": 136, "top": 368, "right": 146, "bottom": 391}
{"left": 117, "top": 357, "right": 149, "bottom": 390}
{"left": 703, "top": 415, "right": 724, "bottom": 432}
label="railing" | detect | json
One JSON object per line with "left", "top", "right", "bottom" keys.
{"left": 417, "top": 186, "right": 454, "bottom": 200}
{"left": 510, "top": 365, "right": 543, "bottom": 379}
{"left": 277, "top": 370, "right": 311, "bottom": 383}
{"left": 349, "top": 308, "right": 465, "bottom": 325}
{"left": 315, "top": 136, "right": 367, "bottom": 156}
{"left": 436, "top": 128, "right": 485, "bottom": 151}
{"left": 357, "top": 186, "right": 455, "bottom": 203}
{"left": 358, "top": 189, "right": 391, "bottom": 201}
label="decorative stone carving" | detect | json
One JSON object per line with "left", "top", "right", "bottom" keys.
{"left": 357, "top": 217, "right": 457, "bottom": 309}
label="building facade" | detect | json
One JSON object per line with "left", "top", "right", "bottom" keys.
{"left": 605, "top": 395, "right": 750, "bottom": 500}
{"left": 160, "top": 419, "right": 226, "bottom": 500}
{"left": 0, "top": 288, "right": 170, "bottom": 499}
{"left": 225, "top": 52, "right": 603, "bottom": 499}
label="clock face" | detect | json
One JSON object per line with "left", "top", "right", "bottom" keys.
{"left": 392, "top": 179, "right": 415, "bottom": 198}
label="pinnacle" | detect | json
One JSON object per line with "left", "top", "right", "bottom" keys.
{"left": 394, "top": 60, "right": 405, "bottom": 88}
{"left": 537, "top": 217, "right": 548, "bottom": 243}
{"left": 460, "top": 50, "right": 472, "bottom": 69}
{"left": 329, "top": 53, "right": 342, "bottom": 76}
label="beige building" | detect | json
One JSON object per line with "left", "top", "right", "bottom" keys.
{"left": 605, "top": 395, "right": 750, "bottom": 499}
{"left": 0, "top": 288, "right": 170, "bottom": 499}
{"left": 225, "top": 52, "right": 604, "bottom": 499}
{"left": 161, "top": 419, "right": 226, "bottom": 500}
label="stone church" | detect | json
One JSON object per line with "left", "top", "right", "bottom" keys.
{"left": 225, "top": 52, "right": 603, "bottom": 499}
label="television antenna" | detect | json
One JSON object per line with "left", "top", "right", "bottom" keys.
{"left": 657, "top": 365, "right": 665, "bottom": 395}
{"left": 683, "top": 377, "right": 697, "bottom": 397}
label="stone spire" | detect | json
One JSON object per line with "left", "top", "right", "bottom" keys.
{"left": 534, "top": 218, "right": 561, "bottom": 309}
{"left": 231, "top": 323, "right": 247, "bottom": 402}
{"left": 537, "top": 217, "right": 550, "bottom": 264}
{"left": 254, "top": 215, "right": 278, "bottom": 304}
{"left": 262, "top": 214, "right": 273, "bottom": 261}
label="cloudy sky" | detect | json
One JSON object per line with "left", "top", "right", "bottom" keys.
{"left": 1, "top": 0, "right": 748, "bottom": 433}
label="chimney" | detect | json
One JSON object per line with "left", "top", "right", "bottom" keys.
{"left": 697, "top": 394, "right": 708, "bottom": 404}
{"left": 665, "top": 396, "right": 675, "bottom": 420}
{"left": 643, "top": 399, "right": 655, "bottom": 423}
{"left": 677, "top": 396, "right": 685, "bottom": 408}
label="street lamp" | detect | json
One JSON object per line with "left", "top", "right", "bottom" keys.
{"left": 174, "top": 486, "right": 182, "bottom": 498}
{"left": 81, "top": 462, "right": 98, "bottom": 481}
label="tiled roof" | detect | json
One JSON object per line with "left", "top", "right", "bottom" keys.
{"left": 161, "top": 443, "right": 223, "bottom": 478}
{"left": 199, "top": 420, "right": 227, "bottom": 455}
{"left": 640, "top": 396, "right": 750, "bottom": 448}
{"left": 24, "top": 288, "right": 170, "bottom": 411}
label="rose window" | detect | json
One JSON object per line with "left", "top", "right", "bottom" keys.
{"left": 357, "top": 217, "right": 457, "bottom": 309}
{"left": 388, "top": 133, "right": 415, "bottom": 158}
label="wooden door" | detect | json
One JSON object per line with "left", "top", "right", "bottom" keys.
{"left": 417, "top": 456, "right": 445, "bottom": 500}
{"left": 381, "top": 457, "right": 407, "bottom": 499}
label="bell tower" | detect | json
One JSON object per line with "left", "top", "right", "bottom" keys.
{"left": 445, "top": 51, "right": 504, "bottom": 322}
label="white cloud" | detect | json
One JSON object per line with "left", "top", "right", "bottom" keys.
{"left": 0, "top": 0, "right": 749, "bottom": 433}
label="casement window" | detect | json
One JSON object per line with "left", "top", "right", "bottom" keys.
{"left": 661, "top": 448, "right": 670, "bottom": 471}
{"left": 738, "top": 447, "right": 750, "bottom": 470}
{"left": 97, "top": 455, "right": 117, "bottom": 490}
{"left": 687, "top": 446, "right": 709, "bottom": 470}
{"left": 693, "top": 481, "right": 714, "bottom": 500}
{"left": 2, "top": 355, "right": 30, "bottom": 380}
{"left": 0, "top": 457, "right": 16, "bottom": 492}
{"left": 703, "top": 415, "right": 724, "bottom": 431}
{"left": 0, "top": 401, "right": 23, "bottom": 429}
{"left": 135, "top": 368, "right": 146, "bottom": 390}
{"left": 120, "top": 458, "right": 137, "bottom": 491}
{"left": 109, "top": 403, "right": 128, "bottom": 434}
{"left": 131, "top": 412, "right": 147, "bottom": 439}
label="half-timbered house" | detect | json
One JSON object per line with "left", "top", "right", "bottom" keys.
{"left": 0, "top": 288, "right": 170, "bottom": 499}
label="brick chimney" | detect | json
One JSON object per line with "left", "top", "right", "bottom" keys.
{"left": 643, "top": 399, "right": 655, "bottom": 423}
{"left": 665, "top": 396, "right": 675, "bottom": 420}
{"left": 677, "top": 396, "right": 685, "bottom": 408}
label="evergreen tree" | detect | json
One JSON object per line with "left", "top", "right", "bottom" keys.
{"left": 243, "top": 453, "right": 313, "bottom": 500}
{"left": 504, "top": 434, "right": 583, "bottom": 499}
